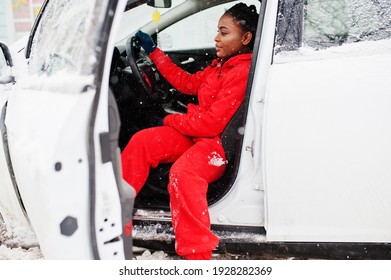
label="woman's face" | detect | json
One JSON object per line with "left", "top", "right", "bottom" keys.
{"left": 214, "top": 14, "right": 251, "bottom": 59}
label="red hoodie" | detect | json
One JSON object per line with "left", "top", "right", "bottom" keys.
{"left": 149, "top": 48, "right": 252, "bottom": 142}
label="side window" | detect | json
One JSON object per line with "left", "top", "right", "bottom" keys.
{"left": 0, "top": 43, "right": 13, "bottom": 85}
{"left": 305, "top": 0, "right": 391, "bottom": 48}
{"left": 28, "top": 0, "right": 97, "bottom": 76}
{"left": 158, "top": 0, "right": 261, "bottom": 51}
{"left": 275, "top": 0, "right": 391, "bottom": 54}
{"left": 0, "top": 48, "right": 9, "bottom": 78}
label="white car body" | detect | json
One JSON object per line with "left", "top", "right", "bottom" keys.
{"left": 0, "top": 0, "right": 390, "bottom": 259}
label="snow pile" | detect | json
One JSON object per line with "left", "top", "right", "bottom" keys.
{"left": 0, "top": 214, "right": 43, "bottom": 260}
{"left": 208, "top": 151, "right": 227, "bottom": 167}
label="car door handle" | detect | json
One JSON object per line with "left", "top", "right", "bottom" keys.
{"left": 180, "top": 57, "right": 195, "bottom": 65}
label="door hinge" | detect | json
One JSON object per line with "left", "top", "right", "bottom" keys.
{"left": 252, "top": 182, "right": 264, "bottom": 191}
{"left": 99, "top": 132, "right": 112, "bottom": 163}
{"left": 246, "top": 140, "right": 254, "bottom": 157}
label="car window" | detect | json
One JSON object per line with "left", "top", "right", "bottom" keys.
{"left": 158, "top": 0, "right": 261, "bottom": 51}
{"left": 0, "top": 52, "right": 8, "bottom": 77}
{"left": 0, "top": 44, "right": 13, "bottom": 85}
{"left": 275, "top": 0, "right": 391, "bottom": 55}
{"left": 28, "top": 0, "right": 97, "bottom": 76}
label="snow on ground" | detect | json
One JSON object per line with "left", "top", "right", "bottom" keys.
{"left": 0, "top": 221, "right": 175, "bottom": 260}
{"left": 0, "top": 231, "right": 177, "bottom": 260}
{"left": 0, "top": 213, "right": 44, "bottom": 260}
{"left": 0, "top": 216, "right": 176, "bottom": 260}
{"left": 0, "top": 209, "right": 257, "bottom": 260}
{"left": 0, "top": 245, "right": 43, "bottom": 260}
{"left": 0, "top": 244, "right": 175, "bottom": 260}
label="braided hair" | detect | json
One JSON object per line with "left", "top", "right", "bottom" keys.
{"left": 224, "top": 3, "right": 259, "bottom": 50}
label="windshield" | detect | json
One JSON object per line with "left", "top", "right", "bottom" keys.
{"left": 115, "top": 0, "right": 186, "bottom": 43}
{"left": 116, "top": 0, "right": 260, "bottom": 51}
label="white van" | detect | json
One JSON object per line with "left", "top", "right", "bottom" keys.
{"left": 1, "top": 0, "right": 391, "bottom": 259}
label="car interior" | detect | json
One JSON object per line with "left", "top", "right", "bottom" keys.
{"left": 109, "top": 0, "right": 260, "bottom": 211}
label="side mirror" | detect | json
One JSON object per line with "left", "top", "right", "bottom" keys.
{"left": 0, "top": 42, "right": 15, "bottom": 85}
{"left": 147, "top": 0, "right": 172, "bottom": 8}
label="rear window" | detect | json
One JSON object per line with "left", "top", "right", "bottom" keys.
{"left": 275, "top": 0, "right": 391, "bottom": 52}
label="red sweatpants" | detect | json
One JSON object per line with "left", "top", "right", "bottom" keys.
{"left": 121, "top": 126, "right": 226, "bottom": 259}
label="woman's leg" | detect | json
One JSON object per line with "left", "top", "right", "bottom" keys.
{"left": 168, "top": 141, "right": 226, "bottom": 260}
{"left": 121, "top": 126, "right": 194, "bottom": 194}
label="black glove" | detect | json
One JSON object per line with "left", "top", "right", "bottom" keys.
{"left": 135, "top": 30, "right": 156, "bottom": 54}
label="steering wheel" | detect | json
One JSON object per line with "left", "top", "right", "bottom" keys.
{"left": 126, "top": 36, "right": 155, "bottom": 94}
{"left": 126, "top": 35, "right": 176, "bottom": 103}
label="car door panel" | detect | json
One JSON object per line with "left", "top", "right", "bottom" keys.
{"left": 5, "top": 85, "right": 97, "bottom": 258}
{"left": 265, "top": 0, "right": 391, "bottom": 242}
{"left": 266, "top": 50, "right": 391, "bottom": 242}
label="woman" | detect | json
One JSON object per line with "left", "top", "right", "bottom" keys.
{"left": 122, "top": 3, "right": 259, "bottom": 260}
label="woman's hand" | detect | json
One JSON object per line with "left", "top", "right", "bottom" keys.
{"left": 135, "top": 30, "right": 157, "bottom": 54}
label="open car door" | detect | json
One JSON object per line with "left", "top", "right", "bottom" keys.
{"left": 3, "top": 0, "right": 134, "bottom": 259}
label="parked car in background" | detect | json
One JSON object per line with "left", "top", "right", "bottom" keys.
{"left": 1, "top": 0, "right": 391, "bottom": 259}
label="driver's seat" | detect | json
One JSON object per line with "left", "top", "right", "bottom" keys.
{"left": 134, "top": 103, "right": 246, "bottom": 210}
